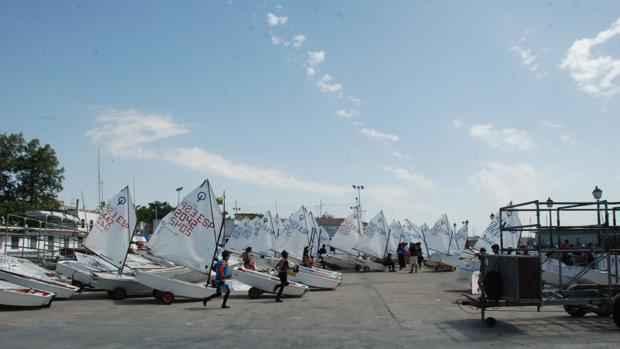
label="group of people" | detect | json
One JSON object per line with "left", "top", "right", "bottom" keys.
{"left": 202, "top": 247, "right": 293, "bottom": 309}
{"left": 385, "top": 242, "right": 425, "bottom": 273}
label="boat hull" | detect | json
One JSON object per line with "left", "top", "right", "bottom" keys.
{"left": 541, "top": 258, "right": 618, "bottom": 286}
{"left": 232, "top": 267, "right": 309, "bottom": 297}
{"left": 0, "top": 270, "right": 78, "bottom": 299}
{"left": 55, "top": 260, "right": 98, "bottom": 287}
{"left": 322, "top": 254, "right": 358, "bottom": 270}
{"left": 135, "top": 270, "right": 216, "bottom": 300}
{"left": 289, "top": 269, "right": 341, "bottom": 289}
{"left": 0, "top": 280, "right": 54, "bottom": 307}
{"left": 91, "top": 272, "right": 152, "bottom": 295}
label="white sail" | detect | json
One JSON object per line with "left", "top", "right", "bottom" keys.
{"left": 226, "top": 218, "right": 255, "bottom": 253}
{"left": 84, "top": 186, "right": 136, "bottom": 269}
{"left": 394, "top": 221, "right": 413, "bottom": 244}
{"left": 420, "top": 223, "right": 432, "bottom": 255}
{"left": 329, "top": 211, "right": 361, "bottom": 255}
{"left": 425, "top": 215, "right": 453, "bottom": 255}
{"left": 273, "top": 207, "right": 311, "bottom": 259}
{"left": 403, "top": 219, "right": 428, "bottom": 256}
{"left": 386, "top": 220, "right": 400, "bottom": 255}
{"left": 474, "top": 211, "right": 522, "bottom": 252}
{"left": 273, "top": 214, "right": 283, "bottom": 238}
{"left": 252, "top": 211, "right": 276, "bottom": 256}
{"left": 354, "top": 211, "right": 389, "bottom": 258}
{"left": 454, "top": 224, "right": 469, "bottom": 251}
{"left": 147, "top": 180, "right": 223, "bottom": 273}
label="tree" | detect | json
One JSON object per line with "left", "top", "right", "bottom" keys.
{"left": 0, "top": 133, "right": 64, "bottom": 215}
{"left": 136, "top": 201, "right": 175, "bottom": 224}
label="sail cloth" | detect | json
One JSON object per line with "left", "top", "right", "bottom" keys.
{"left": 251, "top": 211, "right": 276, "bottom": 256}
{"left": 403, "top": 219, "right": 427, "bottom": 256}
{"left": 453, "top": 224, "right": 469, "bottom": 251}
{"left": 272, "top": 207, "right": 311, "bottom": 260}
{"left": 354, "top": 211, "right": 389, "bottom": 258}
{"left": 226, "top": 218, "right": 256, "bottom": 253}
{"left": 273, "top": 214, "right": 283, "bottom": 238}
{"left": 474, "top": 211, "right": 522, "bottom": 252}
{"left": 386, "top": 220, "right": 400, "bottom": 255}
{"left": 329, "top": 211, "right": 362, "bottom": 256}
{"left": 84, "top": 186, "right": 136, "bottom": 269}
{"left": 147, "top": 180, "right": 223, "bottom": 274}
{"left": 425, "top": 215, "right": 453, "bottom": 255}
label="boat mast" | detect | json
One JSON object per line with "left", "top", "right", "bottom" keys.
{"left": 118, "top": 186, "right": 136, "bottom": 276}
{"left": 206, "top": 183, "right": 225, "bottom": 286}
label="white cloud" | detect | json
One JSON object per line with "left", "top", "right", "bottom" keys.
{"left": 470, "top": 123, "right": 535, "bottom": 152}
{"left": 315, "top": 74, "right": 342, "bottom": 93}
{"left": 359, "top": 127, "right": 399, "bottom": 143}
{"left": 452, "top": 118, "right": 464, "bottom": 128}
{"left": 336, "top": 109, "right": 359, "bottom": 119}
{"left": 391, "top": 150, "right": 411, "bottom": 159}
{"left": 561, "top": 135, "right": 576, "bottom": 144}
{"left": 511, "top": 45, "right": 538, "bottom": 71}
{"left": 306, "top": 50, "right": 326, "bottom": 76}
{"left": 266, "top": 12, "right": 288, "bottom": 26}
{"left": 383, "top": 166, "right": 436, "bottom": 191}
{"left": 469, "top": 162, "right": 539, "bottom": 204}
{"left": 291, "top": 35, "right": 305, "bottom": 48}
{"left": 271, "top": 36, "right": 283, "bottom": 46}
{"left": 163, "top": 147, "right": 348, "bottom": 195}
{"left": 86, "top": 109, "right": 189, "bottom": 159}
{"left": 540, "top": 120, "right": 562, "bottom": 128}
{"left": 347, "top": 96, "right": 361, "bottom": 103}
{"left": 560, "top": 17, "right": 620, "bottom": 97}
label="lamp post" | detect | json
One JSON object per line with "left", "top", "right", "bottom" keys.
{"left": 546, "top": 197, "right": 554, "bottom": 247}
{"left": 352, "top": 185, "right": 364, "bottom": 220}
{"left": 0, "top": 189, "right": 5, "bottom": 226}
{"left": 175, "top": 187, "right": 183, "bottom": 206}
{"left": 233, "top": 200, "right": 241, "bottom": 220}
{"left": 490, "top": 213, "right": 495, "bottom": 221}
{"left": 592, "top": 186, "right": 603, "bottom": 225}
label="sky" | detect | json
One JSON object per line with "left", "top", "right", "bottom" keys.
{"left": 2, "top": 1, "right": 620, "bottom": 235}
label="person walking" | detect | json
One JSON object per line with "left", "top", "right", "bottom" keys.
{"left": 416, "top": 242, "right": 424, "bottom": 271}
{"left": 397, "top": 243, "right": 406, "bottom": 270}
{"left": 273, "top": 250, "right": 290, "bottom": 302}
{"left": 203, "top": 250, "right": 232, "bottom": 309}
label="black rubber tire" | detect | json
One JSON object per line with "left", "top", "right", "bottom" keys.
{"left": 71, "top": 280, "right": 84, "bottom": 290}
{"left": 594, "top": 311, "right": 611, "bottom": 318}
{"left": 485, "top": 317, "right": 496, "bottom": 328}
{"left": 612, "top": 295, "right": 620, "bottom": 328}
{"left": 161, "top": 292, "right": 175, "bottom": 305}
{"left": 354, "top": 265, "right": 361, "bottom": 271}
{"left": 363, "top": 266, "right": 370, "bottom": 272}
{"left": 248, "top": 287, "right": 262, "bottom": 299}
{"left": 153, "top": 289, "right": 163, "bottom": 299}
{"left": 112, "top": 287, "right": 126, "bottom": 300}
{"left": 564, "top": 305, "right": 588, "bottom": 317}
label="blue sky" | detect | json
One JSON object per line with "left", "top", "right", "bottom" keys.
{"left": 2, "top": 1, "right": 620, "bottom": 235}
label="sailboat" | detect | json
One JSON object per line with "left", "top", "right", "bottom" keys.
{"left": 134, "top": 180, "right": 223, "bottom": 304}
{"left": 402, "top": 219, "right": 429, "bottom": 257}
{"left": 324, "top": 211, "right": 363, "bottom": 270}
{"left": 83, "top": 187, "right": 153, "bottom": 299}
{"left": 0, "top": 254, "right": 79, "bottom": 299}
{"left": 423, "top": 215, "right": 461, "bottom": 271}
{"left": 353, "top": 211, "right": 391, "bottom": 272}
{"left": 0, "top": 280, "right": 54, "bottom": 307}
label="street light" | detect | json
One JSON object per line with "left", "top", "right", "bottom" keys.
{"left": 490, "top": 213, "right": 495, "bottom": 220}
{"left": 176, "top": 187, "right": 183, "bottom": 206}
{"left": 545, "top": 197, "right": 554, "bottom": 208}
{"left": 592, "top": 186, "right": 603, "bottom": 201}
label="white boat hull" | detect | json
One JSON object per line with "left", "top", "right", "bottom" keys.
{"left": 91, "top": 272, "right": 152, "bottom": 295}
{"left": 322, "top": 254, "right": 358, "bottom": 270}
{"left": 55, "top": 260, "right": 98, "bottom": 287}
{"left": 541, "top": 258, "right": 619, "bottom": 286}
{"left": 355, "top": 257, "right": 385, "bottom": 272}
{"left": 151, "top": 266, "right": 207, "bottom": 284}
{"left": 0, "top": 280, "right": 54, "bottom": 307}
{"left": 135, "top": 270, "right": 216, "bottom": 300}
{"left": 0, "top": 270, "right": 78, "bottom": 299}
{"left": 289, "top": 268, "right": 341, "bottom": 289}
{"left": 232, "top": 267, "right": 309, "bottom": 297}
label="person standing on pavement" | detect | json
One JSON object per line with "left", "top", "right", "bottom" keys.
{"left": 409, "top": 242, "right": 418, "bottom": 273}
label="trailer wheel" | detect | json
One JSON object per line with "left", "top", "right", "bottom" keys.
{"left": 485, "top": 317, "right": 496, "bottom": 328}
{"left": 363, "top": 266, "right": 370, "bottom": 272}
{"left": 153, "top": 289, "right": 163, "bottom": 299}
{"left": 71, "top": 280, "right": 84, "bottom": 291}
{"left": 612, "top": 295, "right": 620, "bottom": 328}
{"left": 112, "top": 287, "right": 127, "bottom": 300}
{"left": 451, "top": 265, "right": 457, "bottom": 272}
{"left": 248, "top": 287, "right": 262, "bottom": 299}
{"left": 161, "top": 292, "right": 175, "bottom": 305}
{"left": 354, "top": 265, "right": 361, "bottom": 271}
{"left": 564, "top": 305, "right": 587, "bottom": 317}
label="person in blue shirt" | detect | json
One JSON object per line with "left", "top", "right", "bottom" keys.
{"left": 203, "top": 250, "right": 231, "bottom": 309}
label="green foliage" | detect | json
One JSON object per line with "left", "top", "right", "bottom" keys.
{"left": 136, "top": 201, "right": 175, "bottom": 224}
{"left": 0, "top": 132, "right": 65, "bottom": 216}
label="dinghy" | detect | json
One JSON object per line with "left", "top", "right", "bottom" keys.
{"left": 325, "top": 211, "right": 364, "bottom": 270}
{"left": 0, "top": 254, "right": 79, "bottom": 299}
{"left": 540, "top": 256, "right": 619, "bottom": 286}
{"left": 353, "top": 211, "right": 392, "bottom": 272}
{"left": 232, "top": 266, "right": 309, "bottom": 299}
{"left": 135, "top": 179, "right": 222, "bottom": 304}
{"left": 0, "top": 280, "right": 54, "bottom": 307}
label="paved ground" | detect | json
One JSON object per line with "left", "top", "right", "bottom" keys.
{"left": 1, "top": 269, "right": 619, "bottom": 348}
